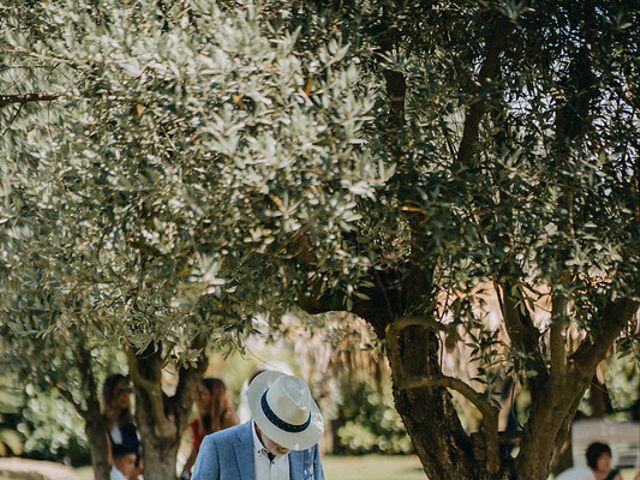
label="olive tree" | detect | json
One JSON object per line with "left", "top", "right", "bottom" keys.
{"left": 2, "top": 1, "right": 639, "bottom": 480}
{"left": 1, "top": 1, "right": 378, "bottom": 478}
{"left": 286, "top": 2, "right": 640, "bottom": 479}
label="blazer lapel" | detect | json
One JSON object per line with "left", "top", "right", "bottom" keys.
{"left": 234, "top": 422, "right": 255, "bottom": 480}
{"left": 288, "top": 450, "right": 304, "bottom": 480}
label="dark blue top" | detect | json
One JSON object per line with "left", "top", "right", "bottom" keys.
{"left": 109, "top": 422, "right": 142, "bottom": 458}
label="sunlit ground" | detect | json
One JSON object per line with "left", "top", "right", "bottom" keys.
{"left": 74, "top": 456, "right": 638, "bottom": 480}
{"left": 74, "top": 455, "right": 426, "bottom": 480}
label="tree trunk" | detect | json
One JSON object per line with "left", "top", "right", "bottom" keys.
{"left": 304, "top": 282, "right": 637, "bottom": 480}
{"left": 552, "top": 436, "right": 574, "bottom": 477}
{"left": 136, "top": 402, "right": 180, "bottom": 480}
{"left": 552, "top": 374, "right": 613, "bottom": 475}
{"left": 84, "top": 418, "right": 110, "bottom": 480}
{"left": 387, "top": 331, "right": 588, "bottom": 480}
{"left": 390, "top": 327, "right": 480, "bottom": 479}
{"left": 127, "top": 341, "right": 207, "bottom": 480}
{"left": 516, "top": 383, "right": 587, "bottom": 479}
{"left": 328, "top": 417, "right": 345, "bottom": 454}
{"left": 354, "top": 295, "right": 637, "bottom": 480}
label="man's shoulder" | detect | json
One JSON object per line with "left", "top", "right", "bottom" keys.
{"left": 205, "top": 421, "right": 250, "bottom": 445}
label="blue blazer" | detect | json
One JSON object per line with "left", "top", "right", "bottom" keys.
{"left": 192, "top": 421, "right": 325, "bottom": 480}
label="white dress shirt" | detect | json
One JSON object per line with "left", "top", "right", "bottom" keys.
{"left": 110, "top": 466, "right": 127, "bottom": 480}
{"left": 252, "top": 420, "right": 290, "bottom": 480}
{"left": 554, "top": 466, "right": 596, "bottom": 480}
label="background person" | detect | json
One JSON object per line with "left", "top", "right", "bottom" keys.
{"left": 192, "top": 370, "right": 325, "bottom": 480}
{"left": 556, "top": 442, "right": 623, "bottom": 480}
{"left": 102, "top": 374, "right": 142, "bottom": 480}
{"left": 110, "top": 444, "right": 137, "bottom": 480}
{"left": 179, "top": 378, "right": 239, "bottom": 480}
{"left": 585, "top": 442, "right": 622, "bottom": 480}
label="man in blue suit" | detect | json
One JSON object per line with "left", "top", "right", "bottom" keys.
{"left": 192, "top": 370, "right": 325, "bottom": 480}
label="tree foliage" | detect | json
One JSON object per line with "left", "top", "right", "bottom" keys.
{"left": 1, "top": 0, "right": 639, "bottom": 479}
{"left": 1, "top": 1, "right": 379, "bottom": 478}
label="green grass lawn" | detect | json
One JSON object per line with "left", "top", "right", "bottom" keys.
{"left": 75, "top": 455, "right": 426, "bottom": 480}
{"left": 324, "top": 455, "right": 426, "bottom": 480}
{"left": 75, "top": 457, "right": 638, "bottom": 480}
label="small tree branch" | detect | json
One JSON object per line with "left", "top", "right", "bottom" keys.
{"left": 399, "top": 374, "right": 501, "bottom": 473}
{"left": 50, "top": 381, "right": 88, "bottom": 420}
{"left": 496, "top": 282, "right": 549, "bottom": 388}
{"left": 455, "top": 15, "right": 511, "bottom": 168}
{"left": 2, "top": 103, "right": 24, "bottom": 135}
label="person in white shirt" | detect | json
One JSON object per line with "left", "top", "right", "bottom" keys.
{"left": 556, "top": 442, "right": 623, "bottom": 480}
{"left": 192, "top": 370, "right": 325, "bottom": 480}
{"left": 110, "top": 444, "right": 137, "bottom": 480}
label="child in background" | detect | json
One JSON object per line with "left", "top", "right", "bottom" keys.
{"left": 110, "top": 444, "right": 137, "bottom": 480}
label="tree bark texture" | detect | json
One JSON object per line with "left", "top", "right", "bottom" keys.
{"left": 135, "top": 402, "right": 180, "bottom": 480}
{"left": 84, "top": 419, "right": 110, "bottom": 480}
{"left": 57, "top": 334, "right": 111, "bottom": 480}
{"left": 390, "top": 327, "right": 479, "bottom": 479}
{"left": 349, "top": 291, "right": 638, "bottom": 480}
{"left": 127, "top": 341, "right": 207, "bottom": 480}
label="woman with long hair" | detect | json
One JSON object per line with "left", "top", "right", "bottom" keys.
{"left": 180, "top": 378, "right": 238, "bottom": 480}
{"left": 102, "top": 374, "right": 142, "bottom": 480}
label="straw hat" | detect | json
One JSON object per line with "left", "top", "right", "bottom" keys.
{"left": 247, "top": 370, "right": 324, "bottom": 451}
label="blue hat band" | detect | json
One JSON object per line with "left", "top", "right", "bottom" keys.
{"left": 261, "top": 390, "right": 311, "bottom": 433}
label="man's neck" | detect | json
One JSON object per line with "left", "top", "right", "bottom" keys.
{"left": 254, "top": 422, "right": 276, "bottom": 461}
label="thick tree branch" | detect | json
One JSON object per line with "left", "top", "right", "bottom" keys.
{"left": 74, "top": 336, "right": 103, "bottom": 421}
{"left": 399, "top": 374, "right": 501, "bottom": 473}
{"left": 455, "top": 16, "right": 511, "bottom": 168}
{"left": 127, "top": 348, "right": 177, "bottom": 440}
{"left": 496, "top": 282, "right": 549, "bottom": 385}
{"left": 375, "top": 18, "right": 406, "bottom": 134}
{"left": 126, "top": 348, "right": 157, "bottom": 394}
{"left": 171, "top": 335, "right": 208, "bottom": 431}
{"left": 548, "top": 0, "right": 599, "bottom": 389}
{"left": 549, "top": 277, "right": 569, "bottom": 386}
{"left": 383, "top": 69, "right": 406, "bottom": 133}
{"left": 571, "top": 298, "right": 639, "bottom": 376}
{"left": 496, "top": 283, "right": 542, "bottom": 353}
{"left": 385, "top": 315, "right": 461, "bottom": 379}
{"left": 48, "top": 328, "right": 102, "bottom": 422}
{"left": 0, "top": 93, "right": 60, "bottom": 109}
{"left": 387, "top": 315, "right": 461, "bottom": 339}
